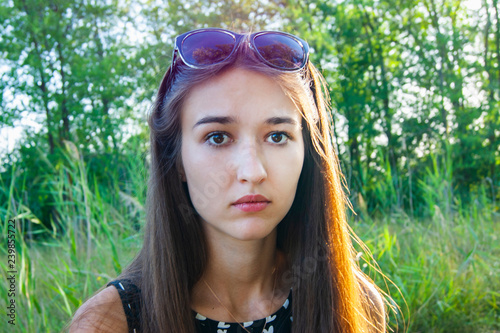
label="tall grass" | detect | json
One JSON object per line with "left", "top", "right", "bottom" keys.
{"left": 352, "top": 145, "right": 499, "bottom": 332}
{"left": 355, "top": 204, "right": 499, "bottom": 332}
{"left": 0, "top": 142, "right": 498, "bottom": 332}
{"left": 0, "top": 142, "right": 145, "bottom": 332}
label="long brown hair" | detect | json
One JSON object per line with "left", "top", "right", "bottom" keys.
{"left": 119, "top": 39, "right": 384, "bottom": 332}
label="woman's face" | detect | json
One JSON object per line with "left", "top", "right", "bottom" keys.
{"left": 180, "top": 67, "right": 304, "bottom": 242}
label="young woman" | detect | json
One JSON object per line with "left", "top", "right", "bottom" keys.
{"left": 70, "top": 28, "right": 386, "bottom": 333}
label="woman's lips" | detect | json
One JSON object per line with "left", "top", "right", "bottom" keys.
{"left": 233, "top": 201, "right": 270, "bottom": 212}
{"left": 232, "top": 194, "right": 270, "bottom": 212}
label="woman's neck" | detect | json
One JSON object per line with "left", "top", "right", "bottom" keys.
{"left": 191, "top": 228, "right": 288, "bottom": 322}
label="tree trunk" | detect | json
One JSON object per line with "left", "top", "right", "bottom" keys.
{"left": 483, "top": 0, "right": 495, "bottom": 102}
{"left": 494, "top": 0, "right": 500, "bottom": 92}
{"left": 33, "top": 38, "right": 55, "bottom": 153}
{"left": 362, "top": 8, "right": 399, "bottom": 206}
{"left": 426, "top": 0, "right": 450, "bottom": 137}
{"left": 57, "top": 42, "right": 70, "bottom": 141}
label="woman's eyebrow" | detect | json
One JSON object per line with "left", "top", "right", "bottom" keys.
{"left": 265, "top": 116, "right": 298, "bottom": 126}
{"left": 192, "top": 116, "right": 236, "bottom": 129}
{"left": 192, "top": 115, "right": 298, "bottom": 129}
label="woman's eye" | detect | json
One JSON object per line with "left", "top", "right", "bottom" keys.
{"left": 267, "top": 132, "right": 290, "bottom": 144}
{"left": 206, "top": 132, "right": 230, "bottom": 146}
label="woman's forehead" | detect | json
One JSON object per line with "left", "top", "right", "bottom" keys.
{"left": 180, "top": 67, "right": 302, "bottom": 127}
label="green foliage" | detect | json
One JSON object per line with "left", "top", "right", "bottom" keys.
{"left": 282, "top": 0, "right": 500, "bottom": 218}
{"left": 0, "top": 0, "right": 140, "bottom": 155}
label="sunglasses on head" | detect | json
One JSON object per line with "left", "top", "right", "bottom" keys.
{"left": 171, "top": 28, "right": 310, "bottom": 71}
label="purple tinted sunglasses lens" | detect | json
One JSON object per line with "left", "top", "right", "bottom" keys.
{"left": 181, "top": 31, "right": 236, "bottom": 66}
{"left": 253, "top": 34, "right": 305, "bottom": 69}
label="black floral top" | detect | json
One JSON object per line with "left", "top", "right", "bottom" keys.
{"left": 108, "top": 280, "right": 293, "bottom": 333}
{"left": 194, "top": 290, "right": 292, "bottom": 333}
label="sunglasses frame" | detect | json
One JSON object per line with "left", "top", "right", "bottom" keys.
{"left": 171, "top": 28, "right": 310, "bottom": 72}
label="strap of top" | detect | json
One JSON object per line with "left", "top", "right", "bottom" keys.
{"left": 107, "top": 279, "right": 141, "bottom": 333}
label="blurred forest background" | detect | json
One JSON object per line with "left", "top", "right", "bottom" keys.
{"left": 0, "top": 0, "right": 498, "bottom": 332}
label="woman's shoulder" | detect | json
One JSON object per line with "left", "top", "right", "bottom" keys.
{"left": 356, "top": 270, "right": 386, "bottom": 332}
{"left": 69, "top": 286, "right": 128, "bottom": 333}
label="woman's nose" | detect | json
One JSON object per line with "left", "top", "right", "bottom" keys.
{"left": 235, "top": 144, "right": 267, "bottom": 184}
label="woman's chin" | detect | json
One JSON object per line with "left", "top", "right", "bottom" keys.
{"left": 204, "top": 219, "right": 279, "bottom": 243}
{"left": 227, "top": 226, "right": 277, "bottom": 242}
